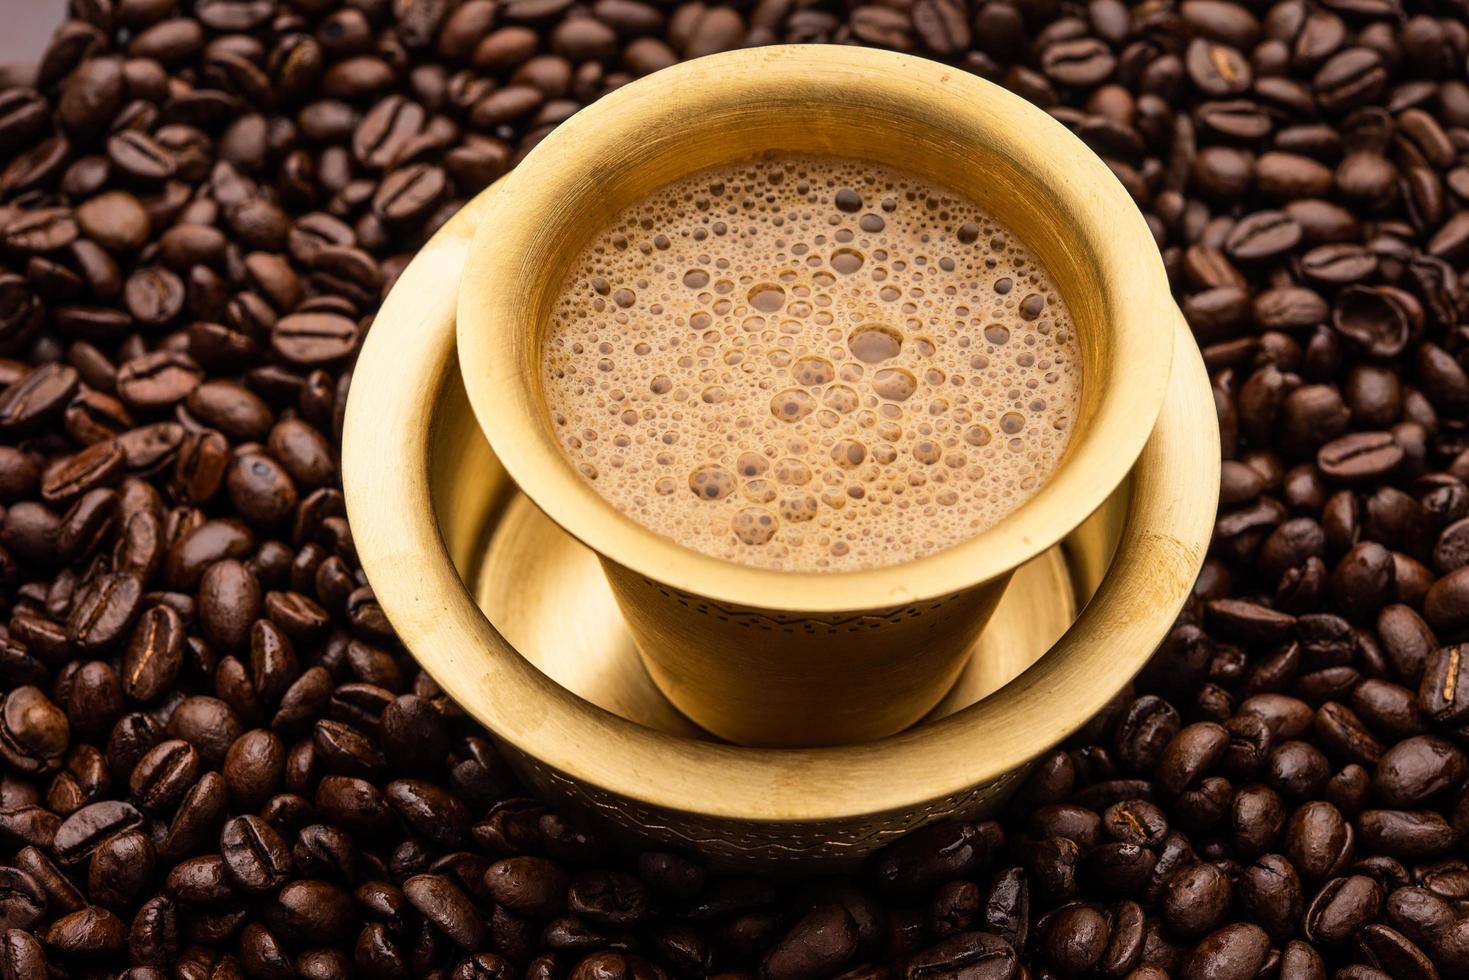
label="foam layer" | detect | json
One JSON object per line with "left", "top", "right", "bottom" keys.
{"left": 540, "top": 154, "right": 1082, "bottom": 572}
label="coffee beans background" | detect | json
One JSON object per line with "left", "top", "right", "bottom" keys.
{"left": 0, "top": 1, "right": 1468, "bottom": 979}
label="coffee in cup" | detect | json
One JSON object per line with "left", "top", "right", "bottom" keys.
{"left": 541, "top": 153, "right": 1082, "bottom": 572}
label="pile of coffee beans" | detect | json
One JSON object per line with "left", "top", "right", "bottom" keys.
{"left": 1, "top": 0, "right": 1468, "bottom": 978}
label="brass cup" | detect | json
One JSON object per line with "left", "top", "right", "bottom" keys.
{"left": 455, "top": 46, "right": 1179, "bottom": 747}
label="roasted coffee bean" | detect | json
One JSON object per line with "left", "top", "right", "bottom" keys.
{"left": 64, "top": 570, "right": 143, "bottom": 655}
{"left": 1334, "top": 286, "right": 1421, "bottom": 359}
{"left": 374, "top": 164, "right": 448, "bottom": 224}
{"left": 1028, "top": 804, "right": 1100, "bottom": 848}
{"left": 197, "top": 559, "right": 259, "bottom": 653}
{"left": 403, "top": 874, "right": 483, "bottom": 949}
{"left": 761, "top": 903, "right": 858, "bottom": 980}
{"left": 127, "top": 739, "right": 199, "bottom": 814}
{"left": 385, "top": 779, "right": 468, "bottom": 847}
{"left": 1239, "top": 853, "right": 1302, "bottom": 942}
{"left": 52, "top": 801, "right": 143, "bottom": 866}
{"left": 219, "top": 815, "right": 292, "bottom": 894}
{"left": 0, "top": 872, "right": 45, "bottom": 935}
{"left": 86, "top": 829, "right": 154, "bottom": 910}
{"left": 315, "top": 719, "right": 386, "bottom": 780}
{"left": 2, "top": 209, "right": 80, "bottom": 256}
{"left": 271, "top": 313, "right": 360, "bottom": 368}
{"left": 227, "top": 454, "right": 298, "bottom": 528}
{"left": 871, "top": 821, "right": 994, "bottom": 900}
{"left": 1304, "top": 874, "right": 1382, "bottom": 943}
{"left": 1374, "top": 735, "right": 1466, "bottom": 806}
{"left": 1226, "top": 211, "right": 1302, "bottom": 261}
{"left": 43, "top": 904, "right": 127, "bottom": 957}
{"left": 41, "top": 440, "right": 125, "bottom": 506}
{"left": 478, "top": 857, "right": 564, "bottom": 917}
{"left": 567, "top": 870, "right": 650, "bottom": 928}
{"left": 1162, "top": 862, "right": 1232, "bottom": 937}
{"left": 1285, "top": 800, "right": 1352, "bottom": 882}
{"left": 896, "top": 931, "right": 1015, "bottom": 980}
{"left": 164, "top": 519, "right": 253, "bottom": 590}
{"left": 1318, "top": 432, "right": 1404, "bottom": 482}
{"left": 290, "top": 822, "right": 358, "bottom": 884}
{"left": 0, "top": 928, "right": 47, "bottom": 980}
{"left": 165, "top": 696, "right": 242, "bottom": 768}
{"left": 1180, "top": 922, "right": 1270, "bottom": 980}
{"left": 163, "top": 854, "right": 234, "bottom": 905}
{"left": 1356, "top": 809, "right": 1456, "bottom": 857}
{"left": 0, "top": 365, "right": 79, "bottom": 434}
{"left": 221, "top": 729, "right": 283, "bottom": 814}
{"left": 261, "top": 878, "right": 354, "bottom": 947}
{"left": 1038, "top": 904, "right": 1108, "bottom": 973}
{"left": 1115, "top": 695, "right": 1182, "bottom": 773}
{"left": 120, "top": 605, "right": 184, "bottom": 703}
{"left": 1158, "top": 722, "right": 1229, "bottom": 793}
{"left": 268, "top": 420, "right": 336, "bottom": 488}
{"left": 1102, "top": 799, "right": 1168, "bottom": 847}
{"left": 315, "top": 773, "right": 394, "bottom": 835}
{"left": 0, "top": 686, "right": 69, "bottom": 775}
{"left": 1419, "top": 644, "right": 1469, "bottom": 724}
{"left": 107, "top": 131, "right": 176, "bottom": 184}
{"left": 115, "top": 352, "right": 203, "bottom": 409}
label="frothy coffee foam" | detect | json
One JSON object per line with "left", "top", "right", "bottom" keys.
{"left": 541, "top": 154, "right": 1082, "bottom": 572}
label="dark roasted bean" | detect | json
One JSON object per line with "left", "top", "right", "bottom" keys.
{"left": 120, "top": 605, "right": 184, "bottom": 703}
{"left": 1163, "top": 862, "right": 1232, "bottom": 937}
{"left": 220, "top": 815, "right": 292, "bottom": 894}
{"left": 127, "top": 739, "right": 199, "bottom": 814}
{"left": 1181, "top": 922, "right": 1270, "bottom": 980}
{"left": 1304, "top": 874, "right": 1382, "bottom": 943}
{"left": 53, "top": 800, "right": 143, "bottom": 866}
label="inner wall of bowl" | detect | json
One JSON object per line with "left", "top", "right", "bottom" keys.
{"left": 516, "top": 98, "right": 1116, "bottom": 508}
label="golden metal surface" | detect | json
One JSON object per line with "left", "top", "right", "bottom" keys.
{"left": 453, "top": 46, "right": 1179, "bottom": 745}
{"left": 341, "top": 172, "right": 1218, "bottom": 871}
{"left": 473, "top": 493, "right": 1080, "bottom": 738}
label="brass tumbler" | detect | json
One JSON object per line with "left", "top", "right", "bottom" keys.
{"left": 454, "top": 46, "right": 1180, "bottom": 747}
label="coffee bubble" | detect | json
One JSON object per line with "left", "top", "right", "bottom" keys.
{"left": 835, "top": 188, "right": 863, "bottom": 212}
{"left": 831, "top": 439, "right": 868, "bottom": 467}
{"left": 771, "top": 388, "right": 817, "bottom": 422}
{"left": 749, "top": 283, "right": 787, "bottom": 312}
{"left": 824, "top": 385, "right": 859, "bottom": 413}
{"left": 848, "top": 324, "right": 902, "bottom": 363}
{"left": 775, "top": 458, "right": 812, "bottom": 485}
{"left": 732, "top": 507, "right": 778, "bottom": 545}
{"left": 742, "top": 479, "right": 777, "bottom": 503}
{"left": 689, "top": 465, "right": 735, "bottom": 500}
{"left": 792, "top": 356, "right": 835, "bottom": 386}
{"left": 831, "top": 248, "right": 865, "bottom": 274}
{"left": 542, "top": 153, "right": 1081, "bottom": 570}
{"left": 778, "top": 493, "right": 820, "bottom": 522}
{"left": 736, "top": 452, "right": 769, "bottom": 477}
{"left": 873, "top": 368, "right": 918, "bottom": 401}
